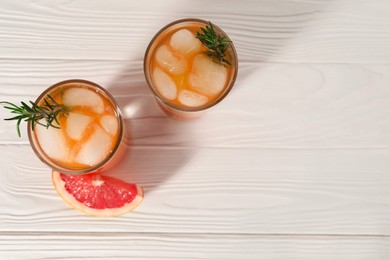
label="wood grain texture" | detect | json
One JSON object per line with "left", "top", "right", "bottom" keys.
{"left": 1, "top": 233, "right": 390, "bottom": 260}
{"left": 1, "top": 60, "right": 389, "bottom": 148}
{"left": 1, "top": 0, "right": 390, "bottom": 258}
{"left": 0, "top": 145, "right": 389, "bottom": 235}
{"left": 0, "top": 0, "right": 389, "bottom": 62}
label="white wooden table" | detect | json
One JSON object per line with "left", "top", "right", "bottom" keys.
{"left": 1, "top": 0, "right": 390, "bottom": 259}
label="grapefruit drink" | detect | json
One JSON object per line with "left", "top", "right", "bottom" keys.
{"left": 144, "top": 18, "right": 238, "bottom": 119}
{"left": 28, "top": 79, "right": 126, "bottom": 175}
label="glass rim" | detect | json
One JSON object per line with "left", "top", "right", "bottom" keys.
{"left": 143, "top": 18, "right": 238, "bottom": 112}
{"left": 27, "top": 79, "right": 124, "bottom": 175}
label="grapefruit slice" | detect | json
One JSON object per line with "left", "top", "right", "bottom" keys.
{"left": 52, "top": 170, "right": 143, "bottom": 216}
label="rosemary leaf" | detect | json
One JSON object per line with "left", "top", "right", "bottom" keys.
{"left": 0, "top": 96, "right": 70, "bottom": 137}
{"left": 195, "top": 22, "right": 232, "bottom": 67}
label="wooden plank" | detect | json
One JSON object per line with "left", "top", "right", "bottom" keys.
{"left": 0, "top": 0, "right": 389, "bottom": 62}
{"left": 1, "top": 60, "right": 389, "bottom": 149}
{"left": 0, "top": 145, "right": 389, "bottom": 234}
{"left": 1, "top": 233, "right": 389, "bottom": 259}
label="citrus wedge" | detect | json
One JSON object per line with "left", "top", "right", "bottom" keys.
{"left": 52, "top": 170, "right": 143, "bottom": 216}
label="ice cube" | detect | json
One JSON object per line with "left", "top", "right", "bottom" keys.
{"left": 66, "top": 112, "right": 92, "bottom": 140}
{"left": 178, "top": 90, "right": 209, "bottom": 107}
{"left": 35, "top": 123, "right": 69, "bottom": 162}
{"left": 188, "top": 54, "right": 228, "bottom": 96}
{"left": 62, "top": 87, "right": 104, "bottom": 114}
{"left": 155, "top": 45, "right": 187, "bottom": 75}
{"left": 76, "top": 125, "right": 112, "bottom": 166}
{"left": 170, "top": 29, "right": 201, "bottom": 55}
{"left": 152, "top": 67, "right": 177, "bottom": 100}
{"left": 100, "top": 115, "right": 118, "bottom": 136}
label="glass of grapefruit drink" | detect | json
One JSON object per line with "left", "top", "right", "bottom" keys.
{"left": 28, "top": 79, "right": 125, "bottom": 175}
{"left": 2, "top": 79, "right": 143, "bottom": 216}
{"left": 144, "top": 18, "right": 238, "bottom": 119}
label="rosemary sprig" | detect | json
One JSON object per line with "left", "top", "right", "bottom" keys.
{"left": 195, "top": 22, "right": 232, "bottom": 66}
{"left": 0, "top": 95, "right": 70, "bottom": 137}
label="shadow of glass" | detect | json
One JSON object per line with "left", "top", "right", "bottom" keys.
{"left": 103, "top": 61, "right": 196, "bottom": 193}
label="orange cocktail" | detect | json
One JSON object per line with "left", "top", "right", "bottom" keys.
{"left": 144, "top": 18, "right": 238, "bottom": 118}
{"left": 28, "top": 79, "right": 126, "bottom": 174}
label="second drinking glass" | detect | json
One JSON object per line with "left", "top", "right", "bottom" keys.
{"left": 144, "top": 18, "right": 238, "bottom": 119}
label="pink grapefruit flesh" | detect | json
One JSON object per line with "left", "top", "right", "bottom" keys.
{"left": 52, "top": 170, "right": 143, "bottom": 216}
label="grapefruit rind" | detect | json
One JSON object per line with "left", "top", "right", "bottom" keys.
{"left": 52, "top": 170, "right": 143, "bottom": 217}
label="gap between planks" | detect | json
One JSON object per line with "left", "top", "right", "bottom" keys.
{"left": 0, "top": 142, "right": 389, "bottom": 150}
{"left": 1, "top": 57, "right": 390, "bottom": 65}
{"left": 1, "top": 231, "right": 390, "bottom": 239}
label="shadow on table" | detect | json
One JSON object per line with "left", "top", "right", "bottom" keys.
{"left": 103, "top": 60, "right": 196, "bottom": 193}
{"left": 222, "top": 1, "right": 333, "bottom": 91}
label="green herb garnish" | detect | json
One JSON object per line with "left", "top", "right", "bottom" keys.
{"left": 195, "top": 22, "right": 232, "bottom": 66}
{"left": 1, "top": 95, "right": 70, "bottom": 137}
